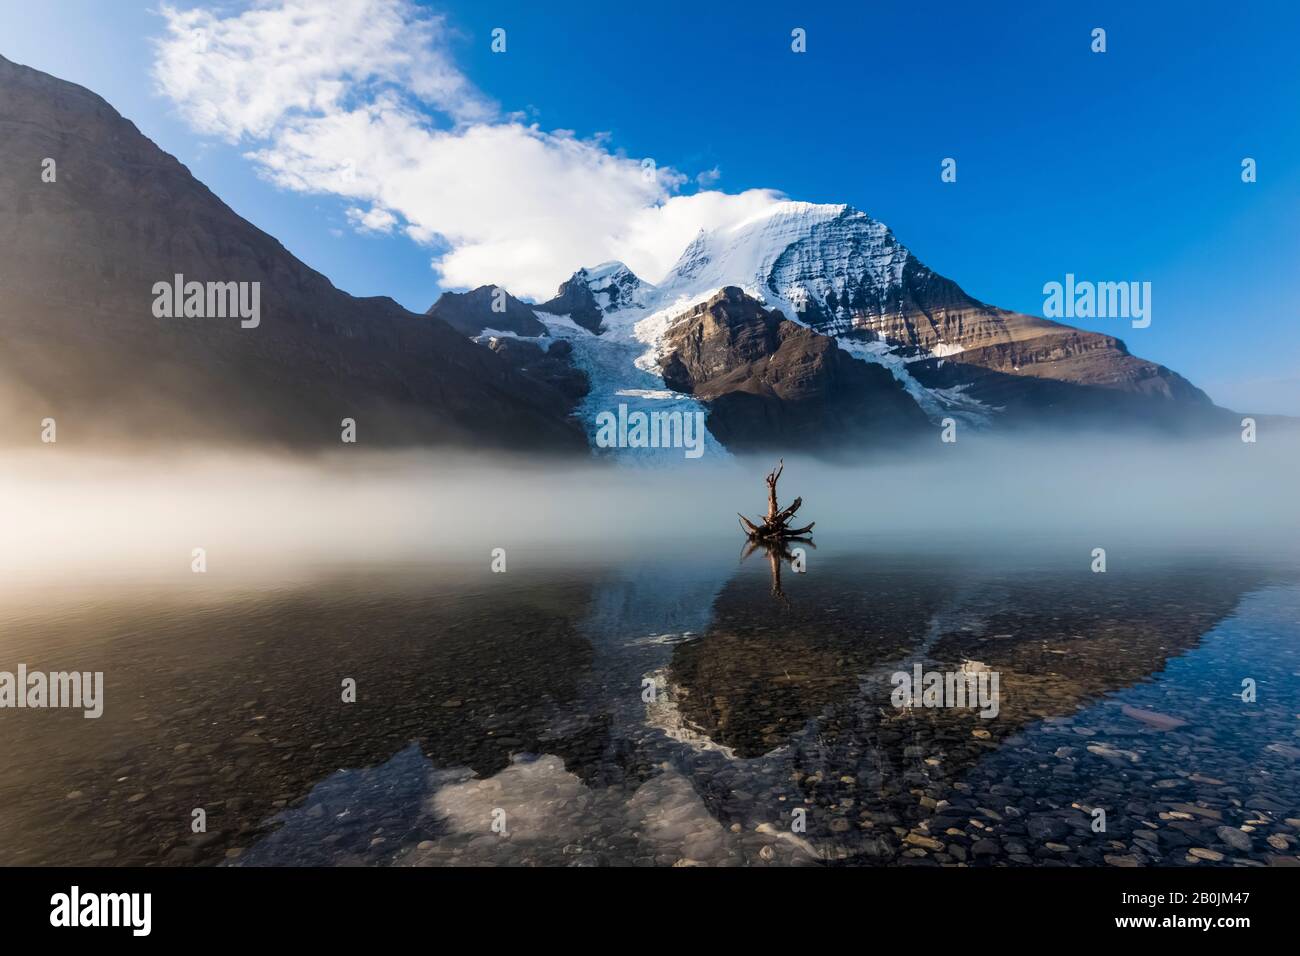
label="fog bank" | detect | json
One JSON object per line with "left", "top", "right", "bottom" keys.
{"left": 2, "top": 431, "right": 1297, "bottom": 586}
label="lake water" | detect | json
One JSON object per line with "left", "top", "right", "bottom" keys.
{"left": 2, "top": 534, "right": 1297, "bottom": 867}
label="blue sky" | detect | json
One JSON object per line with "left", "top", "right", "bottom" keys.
{"left": 2, "top": 0, "right": 1298, "bottom": 413}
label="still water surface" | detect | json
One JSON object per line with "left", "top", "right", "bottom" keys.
{"left": 1, "top": 536, "right": 1297, "bottom": 866}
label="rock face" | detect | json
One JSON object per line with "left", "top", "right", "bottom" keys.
{"left": 659, "top": 287, "right": 929, "bottom": 452}
{"left": 423, "top": 284, "right": 591, "bottom": 414}
{"left": 902, "top": 317, "right": 1214, "bottom": 428}
{"left": 426, "top": 285, "right": 548, "bottom": 338}
{"left": 0, "top": 54, "right": 586, "bottom": 452}
{"left": 485, "top": 338, "right": 589, "bottom": 411}
{"left": 536, "top": 262, "right": 655, "bottom": 334}
{"left": 535, "top": 273, "right": 605, "bottom": 334}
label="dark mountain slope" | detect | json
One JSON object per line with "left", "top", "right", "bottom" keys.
{"left": 658, "top": 287, "right": 930, "bottom": 452}
{"left": 0, "top": 54, "right": 585, "bottom": 452}
{"left": 426, "top": 285, "right": 548, "bottom": 338}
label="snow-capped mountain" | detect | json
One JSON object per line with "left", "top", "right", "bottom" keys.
{"left": 431, "top": 200, "right": 1227, "bottom": 457}
{"left": 579, "top": 261, "right": 658, "bottom": 315}
{"left": 509, "top": 202, "right": 1002, "bottom": 436}
{"left": 656, "top": 202, "right": 908, "bottom": 329}
{"left": 536, "top": 261, "right": 656, "bottom": 333}
{"left": 620, "top": 202, "right": 992, "bottom": 424}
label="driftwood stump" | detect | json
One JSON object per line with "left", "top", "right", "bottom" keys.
{"left": 738, "top": 459, "right": 815, "bottom": 540}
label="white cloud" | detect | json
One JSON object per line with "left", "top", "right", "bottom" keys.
{"left": 153, "top": 0, "right": 492, "bottom": 138}
{"left": 345, "top": 204, "right": 399, "bottom": 234}
{"left": 153, "top": 0, "right": 785, "bottom": 300}
{"left": 696, "top": 166, "right": 721, "bottom": 188}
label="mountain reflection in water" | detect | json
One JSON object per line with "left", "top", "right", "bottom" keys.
{"left": 1, "top": 539, "right": 1297, "bottom": 867}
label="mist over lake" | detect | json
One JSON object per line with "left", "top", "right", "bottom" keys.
{"left": 4, "top": 431, "right": 1298, "bottom": 583}
{"left": 2, "top": 435, "right": 1297, "bottom": 867}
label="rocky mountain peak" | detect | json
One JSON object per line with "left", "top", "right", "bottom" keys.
{"left": 536, "top": 260, "right": 653, "bottom": 333}
{"left": 425, "top": 284, "right": 548, "bottom": 338}
{"left": 653, "top": 201, "right": 922, "bottom": 332}
{"left": 656, "top": 285, "right": 931, "bottom": 452}
{"left": 577, "top": 261, "right": 654, "bottom": 311}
